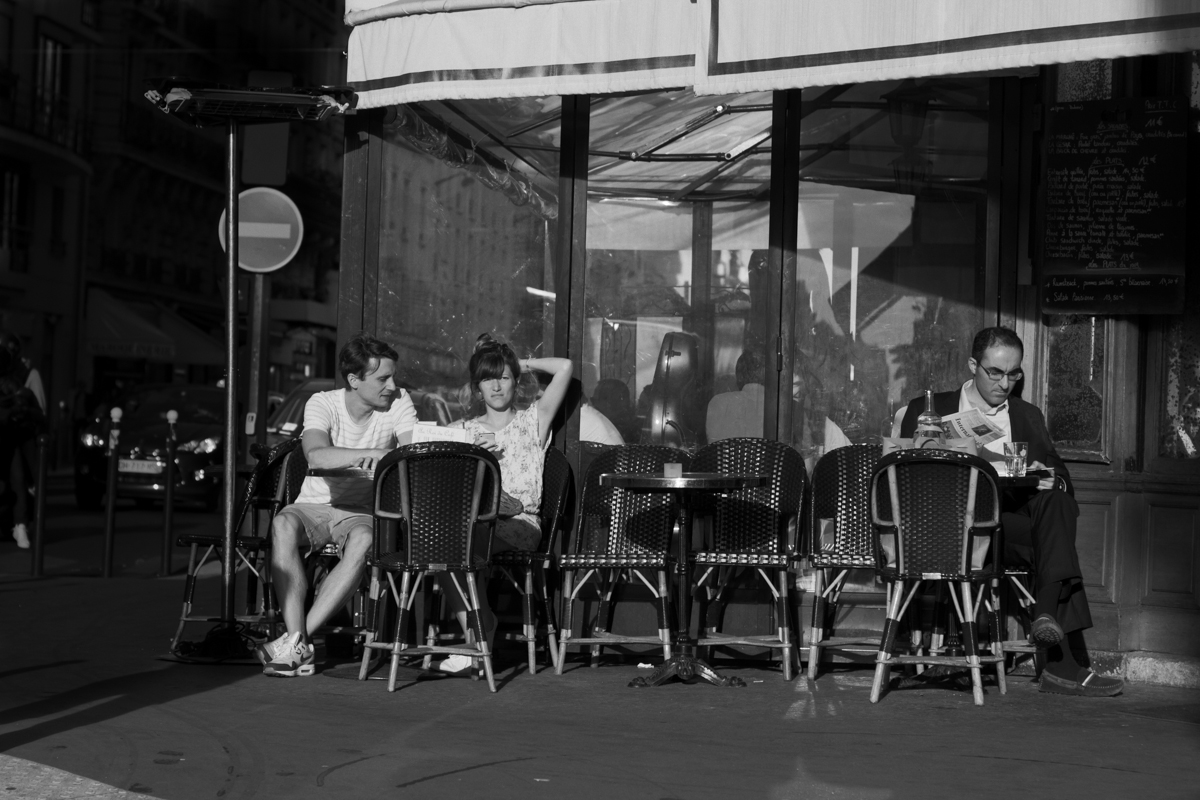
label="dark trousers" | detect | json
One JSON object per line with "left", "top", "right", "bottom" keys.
{"left": 1002, "top": 488, "right": 1093, "bottom": 634}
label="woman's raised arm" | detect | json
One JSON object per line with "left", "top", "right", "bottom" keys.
{"left": 522, "top": 357, "right": 573, "bottom": 445}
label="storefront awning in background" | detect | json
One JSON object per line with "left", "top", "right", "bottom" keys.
{"left": 154, "top": 304, "right": 226, "bottom": 366}
{"left": 85, "top": 288, "right": 225, "bottom": 365}
{"left": 87, "top": 289, "right": 176, "bottom": 360}
{"left": 345, "top": 0, "right": 1200, "bottom": 107}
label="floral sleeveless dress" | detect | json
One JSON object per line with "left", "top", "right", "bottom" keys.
{"left": 460, "top": 404, "right": 545, "bottom": 551}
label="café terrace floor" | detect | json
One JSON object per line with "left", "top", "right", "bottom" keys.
{"left": 0, "top": 483, "right": 1197, "bottom": 800}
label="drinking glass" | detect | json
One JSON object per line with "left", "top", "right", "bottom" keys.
{"left": 1003, "top": 441, "right": 1028, "bottom": 477}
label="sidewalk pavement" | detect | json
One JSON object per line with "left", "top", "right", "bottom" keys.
{"left": 0, "top": 482, "right": 1197, "bottom": 799}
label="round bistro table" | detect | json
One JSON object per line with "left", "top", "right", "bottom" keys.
{"left": 599, "top": 471, "right": 768, "bottom": 689}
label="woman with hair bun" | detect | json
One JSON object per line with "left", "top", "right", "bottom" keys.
{"left": 438, "top": 333, "right": 572, "bottom": 674}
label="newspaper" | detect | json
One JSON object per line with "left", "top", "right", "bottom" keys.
{"left": 939, "top": 409, "right": 1004, "bottom": 446}
{"left": 410, "top": 421, "right": 472, "bottom": 444}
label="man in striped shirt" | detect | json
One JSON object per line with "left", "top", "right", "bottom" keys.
{"left": 257, "top": 333, "right": 417, "bottom": 677}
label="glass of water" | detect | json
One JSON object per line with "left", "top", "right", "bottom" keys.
{"left": 1003, "top": 441, "right": 1028, "bottom": 477}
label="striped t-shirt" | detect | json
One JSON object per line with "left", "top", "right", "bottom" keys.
{"left": 295, "top": 388, "right": 417, "bottom": 510}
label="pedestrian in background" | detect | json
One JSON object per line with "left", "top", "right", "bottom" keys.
{"left": 0, "top": 331, "right": 45, "bottom": 549}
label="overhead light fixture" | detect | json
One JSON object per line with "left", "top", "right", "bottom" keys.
{"left": 526, "top": 287, "right": 556, "bottom": 300}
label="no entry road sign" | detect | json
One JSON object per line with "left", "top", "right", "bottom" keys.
{"left": 218, "top": 187, "right": 304, "bottom": 273}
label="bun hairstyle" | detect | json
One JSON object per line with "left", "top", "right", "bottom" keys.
{"left": 468, "top": 333, "right": 521, "bottom": 391}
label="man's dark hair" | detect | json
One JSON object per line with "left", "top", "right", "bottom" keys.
{"left": 971, "top": 326, "right": 1023, "bottom": 362}
{"left": 735, "top": 350, "right": 766, "bottom": 390}
{"left": 338, "top": 333, "right": 399, "bottom": 382}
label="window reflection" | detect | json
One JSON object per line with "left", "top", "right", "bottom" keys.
{"left": 374, "top": 98, "right": 560, "bottom": 421}
{"left": 584, "top": 91, "right": 774, "bottom": 450}
{"left": 1046, "top": 315, "right": 1106, "bottom": 459}
{"left": 1160, "top": 314, "right": 1200, "bottom": 460}
{"left": 791, "top": 78, "right": 989, "bottom": 463}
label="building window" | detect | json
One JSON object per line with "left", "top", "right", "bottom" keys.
{"left": 35, "top": 34, "right": 70, "bottom": 139}
{"left": 50, "top": 185, "right": 66, "bottom": 258}
{"left": 0, "top": 163, "right": 29, "bottom": 274}
{"left": 81, "top": 0, "right": 100, "bottom": 28}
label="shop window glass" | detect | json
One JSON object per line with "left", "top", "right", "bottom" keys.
{"left": 1046, "top": 315, "right": 1107, "bottom": 460}
{"left": 1159, "top": 314, "right": 1200, "bottom": 460}
{"left": 584, "top": 91, "right": 773, "bottom": 449}
{"left": 790, "top": 79, "right": 990, "bottom": 464}
{"left": 374, "top": 98, "right": 560, "bottom": 423}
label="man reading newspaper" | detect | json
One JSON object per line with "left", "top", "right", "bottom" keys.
{"left": 898, "top": 326, "right": 1122, "bottom": 697}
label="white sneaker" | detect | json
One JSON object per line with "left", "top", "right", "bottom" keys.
{"left": 262, "top": 632, "right": 315, "bottom": 677}
{"left": 12, "top": 524, "right": 29, "bottom": 549}
{"left": 255, "top": 631, "right": 293, "bottom": 666}
{"left": 437, "top": 654, "right": 475, "bottom": 675}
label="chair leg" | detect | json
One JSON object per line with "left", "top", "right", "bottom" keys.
{"left": 388, "top": 571, "right": 414, "bottom": 693}
{"left": 556, "top": 568, "right": 576, "bottom": 674}
{"left": 358, "top": 565, "right": 388, "bottom": 681}
{"left": 171, "top": 543, "right": 204, "bottom": 651}
{"left": 959, "top": 582, "right": 985, "bottom": 706}
{"left": 591, "top": 570, "right": 616, "bottom": 667}
{"left": 466, "top": 572, "right": 497, "bottom": 693}
{"left": 871, "top": 579, "right": 905, "bottom": 703}
{"left": 655, "top": 568, "right": 673, "bottom": 661}
{"left": 776, "top": 568, "right": 794, "bottom": 681}
{"left": 988, "top": 580, "right": 1007, "bottom": 695}
{"left": 535, "top": 562, "right": 561, "bottom": 672}
{"left": 523, "top": 566, "right": 537, "bottom": 675}
{"left": 807, "top": 568, "right": 826, "bottom": 680}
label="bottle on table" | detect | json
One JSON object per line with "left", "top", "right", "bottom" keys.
{"left": 914, "top": 389, "right": 946, "bottom": 448}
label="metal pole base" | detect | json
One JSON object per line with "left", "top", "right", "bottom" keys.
{"left": 177, "top": 624, "right": 256, "bottom": 662}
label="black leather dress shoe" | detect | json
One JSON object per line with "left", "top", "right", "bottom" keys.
{"left": 1040, "top": 669, "right": 1124, "bottom": 697}
{"left": 1029, "top": 614, "right": 1064, "bottom": 648}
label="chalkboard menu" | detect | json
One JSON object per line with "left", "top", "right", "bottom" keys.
{"left": 1041, "top": 97, "right": 1187, "bottom": 315}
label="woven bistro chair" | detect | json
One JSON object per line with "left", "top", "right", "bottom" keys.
{"left": 805, "top": 443, "right": 882, "bottom": 679}
{"left": 358, "top": 442, "right": 503, "bottom": 692}
{"left": 491, "top": 447, "right": 574, "bottom": 674}
{"left": 868, "top": 449, "right": 1004, "bottom": 706}
{"left": 690, "top": 438, "right": 806, "bottom": 680}
{"left": 172, "top": 438, "right": 304, "bottom": 653}
{"left": 555, "top": 444, "right": 688, "bottom": 672}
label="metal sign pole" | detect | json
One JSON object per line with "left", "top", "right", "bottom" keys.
{"left": 221, "top": 118, "right": 240, "bottom": 628}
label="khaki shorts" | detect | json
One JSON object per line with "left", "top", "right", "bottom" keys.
{"left": 276, "top": 503, "right": 374, "bottom": 556}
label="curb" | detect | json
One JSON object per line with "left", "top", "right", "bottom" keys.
{"left": 1090, "top": 649, "right": 1200, "bottom": 689}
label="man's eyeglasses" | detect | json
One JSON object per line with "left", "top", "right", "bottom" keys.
{"left": 978, "top": 365, "right": 1023, "bottom": 382}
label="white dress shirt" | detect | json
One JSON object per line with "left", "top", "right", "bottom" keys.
{"left": 957, "top": 380, "right": 1010, "bottom": 466}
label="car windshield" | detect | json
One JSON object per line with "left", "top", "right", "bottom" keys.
{"left": 266, "top": 381, "right": 334, "bottom": 431}
{"left": 123, "top": 387, "right": 224, "bottom": 424}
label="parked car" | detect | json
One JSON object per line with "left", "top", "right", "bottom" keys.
{"left": 264, "top": 378, "right": 335, "bottom": 447}
{"left": 75, "top": 384, "right": 226, "bottom": 510}
{"left": 262, "top": 378, "right": 456, "bottom": 449}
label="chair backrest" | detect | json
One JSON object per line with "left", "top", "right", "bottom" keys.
{"left": 236, "top": 438, "right": 302, "bottom": 531}
{"left": 571, "top": 444, "right": 689, "bottom": 557}
{"left": 807, "top": 443, "right": 880, "bottom": 567}
{"left": 870, "top": 449, "right": 1001, "bottom": 579}
{"left": 281, "top": 440, "right": 310, "bottom": 506}
{"left": 690, "top": 437, "right": 806, "bottom": 554}
{"left": 538, "top": 446, "right": 574, "bottom": 555}
{"left": 373, "top": 442, "right": 501, "bottom": 569}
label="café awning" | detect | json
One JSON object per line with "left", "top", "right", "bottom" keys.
{"left": 85, "top": 289, "right": 225, "bottom": 365}
{"left": 86, "top": 289, "right": 176, "bottom": 361}
{"left": 346, "top": 0, "right": 1200, "bottom": 107}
